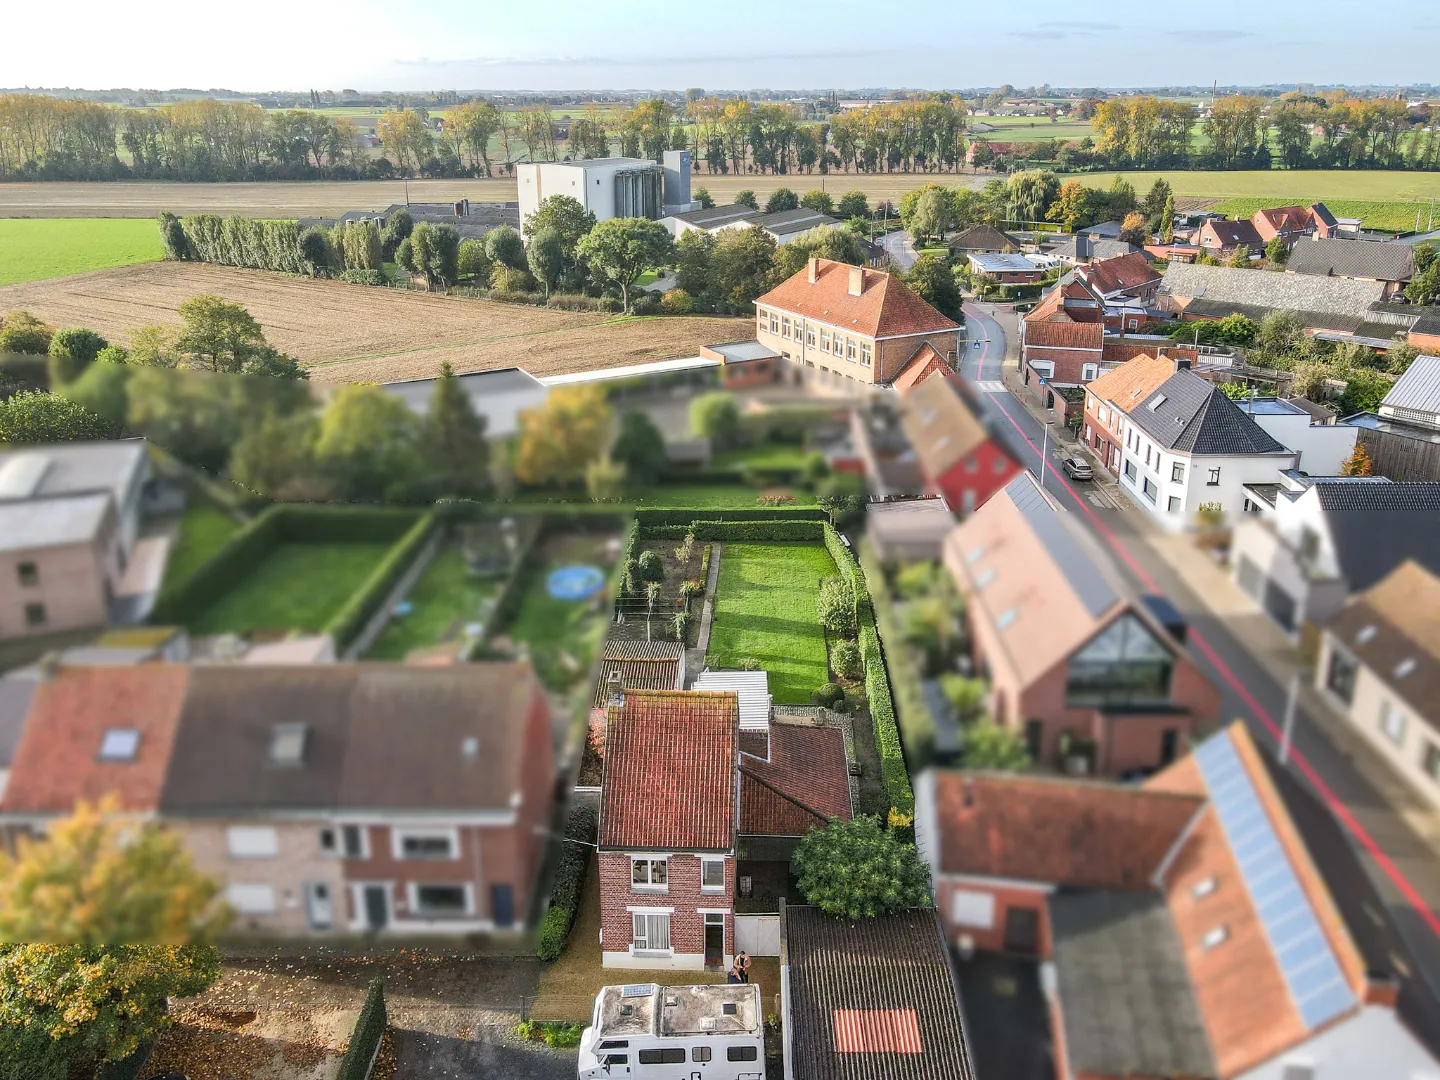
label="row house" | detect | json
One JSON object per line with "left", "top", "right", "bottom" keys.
{"left": 0, "top": 661, "right": 554, "bottom": 935}
{"left": 753, "top": 258, "right": 961, "bottom": 388}
{"left": 898, "top": 371, "right": 1023, "bottom": 515}
{"left": 1082, "top": 353, "right": 1199, "bottom": 475}
{"left": 941, "top": 472, "right": 1221, "bottom": 776}
{"left": 916, "top": 722, "right": 1438, "bottom": 1079}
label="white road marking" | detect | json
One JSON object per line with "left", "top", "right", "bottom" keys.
{"left": 974, "top": 381, "right": 1007, "bottom": 394}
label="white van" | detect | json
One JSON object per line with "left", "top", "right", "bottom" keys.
{"left": 577, "top": 983, "right": 764, "bottom": 1080}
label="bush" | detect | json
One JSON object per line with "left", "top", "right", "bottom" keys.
{"left": 813, "top": 681, "right": 845, "bottom": 707}
{"left": 339, "top": 269, "right": 388, "bottom": 286}
{"left": 336, "top": 979, "right": 386, "bottom": 1080}
{"left": 794, "top": 816, "right": 931, "bottom": 919}
{"left": 538, "top": 802, "right": 598, "bottom": 961}
{"left": 47, "top": 329, "right": 108, "bottom": 385}
{"left": 0, "top": 389, "right": 120, "bottom": 443}
{"left": 659, "top": 288, "right": 694, "bottom": 315}
{"left": 632, "top": 292, "right": 661, "bottom": 316}
{"left": 831, "top": 638, "right": 862, "bottom": 679}
{"left": 818, "top": 576, "right": 859, "bottom": 638}
{"left": 0, "top": 311, "right": 54, "bottom": 355}
{"left": 636, "top": 550, "right": 665, "bottom": 582}
{"left": 324, "top": 512, "right": 438, "bottom": 649}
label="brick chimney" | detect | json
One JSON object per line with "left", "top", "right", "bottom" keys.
{"left": 848, "top": 265, "right": 865, "bottom": 296}
{"left": 807, "top": 256, "right": 820, "bottom": 284}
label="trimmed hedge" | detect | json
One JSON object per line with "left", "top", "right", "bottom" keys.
{"left": 149, "top": 504, "right": 423, "bottom": 627}
{"left": 634, "top": 507, "right": 827, "bottom": 526}
{"left": 337, "top": 979, "right": 387, "bottom": 1080}
{"left": 641, "top": 519, "right": 825, "bottom": 542}
{"left": 538, "top": 802, "right": 598, "bottom": 961}
{"left": 323, "top": 511, "right": 438, "bottom": 649}
{"left": 656, "top": 468, "right": 747, "bottom": 486}
{"left": 861, "top": 539, "right": 937, "bottom": 767}
{"left": 96, "top": 1038, "right": 156, "bottom": 1080}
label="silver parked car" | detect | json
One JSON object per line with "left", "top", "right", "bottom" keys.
{"left": 1061, "top": 456, "right": 1093, "bottom": 481}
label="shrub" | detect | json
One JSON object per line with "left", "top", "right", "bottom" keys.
{"left": 894, "top": 562, "right": 937, "bottom": 599}
{"left": 336, "top": 979, "right": 386, "bottom": 1080}
{"left": 339, "top": 269, "right": 388, "bottom": 286}
{"left": 739, "top": 656, "right": 761, "bottom": 671}
{"left": 0, "top": 311, "right": 54, "bottom": 355}
{"left": 757, "top": 490, "right": 797, "bottom": 506}
{"left": 680, "top": 578, "right": 704, "bottom": 600}
{"left": 831, "top": 638, "right": 862, "bottom": 679}
{"left": 632, "top": 292, "right": 661, "bottom": 316}
{"left": 794, "top": 816, "right": 930, "bottom": 919}
{"left": 659, "top": 288, "right": 694, "bottom": 315}
{"left": 818, "top": 576, "right": 858, "bottom": 638}
{"left": 637, "top": 550, "right": 665, "bottom": 582}
{"left": 813, "top": 681, "right": 844, "bottom": 707}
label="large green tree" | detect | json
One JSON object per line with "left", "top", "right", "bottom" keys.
{"left": 484, "top": 225, "right": 527, "bottom": 290}
{"left": 400, "top": 222, "right": 460, "bottom": 290}
{"left": 689, "top": 392, "right": 740, "bottom": 449}
{"left": 575, "top": 218, "right": 677, "bottom": 314}
{"left": 526, "top": 226, "right": 566, "bottom": 297}
{"left": 315, "top": 382, "right": 424, "bottom": 500}
{"left": 514, "top": 384, "right": 612, "bottom": 487}
{"left": 793, "top": 816, "right": 931, "bottom": 920}
{"left": 0, "top": 391, "right": 119, "bottom": 444}
{"left": 905, "top": 256, "right": 963, "bottom": 320}
{"left": 424, "top": 360, "right": 488, "bottom": 497}
{"left": 611, "top": 409, "right": 667, "bottom": 486}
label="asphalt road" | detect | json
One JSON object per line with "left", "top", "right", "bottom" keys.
{"left": 959, "top": 301, "right": 1440, "bottom": 1051}
{"left": 879, "top": 228, "right": 918, "bottom": 270}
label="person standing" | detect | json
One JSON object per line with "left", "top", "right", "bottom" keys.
{"left": 735, "top": 951, "right": 752, "bottom": 984}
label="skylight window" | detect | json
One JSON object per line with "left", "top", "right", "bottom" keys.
{"left": 995, "top": 609, "right": 1017, "bottom": 630}
{"left": 269, "top": 723, "right": 308, "bottom": 766}
{"left": 1148, "top": 394, "right": 1167, "bottom": 410}
{"left": 98, "top": 728, "right": 140, "bottom": 762}
{"left": 965, "top": 545, "right": 986, "bottom": 565}
{"left": 1355, "top": 625, "right": 1377, "bottom": 645}
{"left": 1396, "top": 658, "right": 1418, "bottom": 679}
{"left": 1191, "top": 876, "right": 1217, "bottom": 900}
{"left": 976, "top": 568, "right": 996, "bottom": 589}
{"left": 1201, "top": 925, "right": 1229, "bottom": 950}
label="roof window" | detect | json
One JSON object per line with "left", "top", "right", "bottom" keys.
{"left": 1201, "top": 925, "right": 1229, "bottom": 950}
{"left": 965, "top": 545, "right": 986, "bottom": 564}
{"left": 995, "top": 609, "right": 1017, "bottom": 630}
{"left": 98, "top": 728, "right": 140, "bottom": 762}
{"left": 1191, "top": 876, "right": 1217, "bottom": 900}
{"left": 1148, "top": 394, "right": 1167, "bottom": 410}
{"left": 976, "top": 568, "right": 996, "bottom": 589}
{"left": 1355, "top": 625, "right": 1377, "bottom": 645}
{"left": 1395, "top": 658, "right": 1417, "bottom": 679}
{"left": 269, "top": 723, "right": 308, "bottom": 766}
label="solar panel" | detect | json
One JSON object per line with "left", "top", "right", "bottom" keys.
{"left": 621, "top": 983, "right": 656, "bottom": 998}
{"left": 1194, "top": 735, "right": 1356, "bottom": 1031}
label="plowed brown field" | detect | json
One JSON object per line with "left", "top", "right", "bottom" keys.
{"left": 0, "top": 263, "right": 749, "bottom": 384}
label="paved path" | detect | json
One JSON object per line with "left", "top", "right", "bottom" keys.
{"left": 879, "top": 228, "right": 918, "bottom": 270}
{"left": 959, "top": 301, "right": 1440, "bottom": 1048}
{"left": 687, "top": 542, "right": 724, "bottom": 682}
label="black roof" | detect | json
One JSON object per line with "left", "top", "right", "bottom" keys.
{"left": 782, "top": 905, "right": 973, "bottom": 1080}
{"left": 1312, "top": 481, "right": 1440, "bottom": 591}
{"left": 1048, "top": 891, "right": 1217, "bottom": 1080}
{"left": 1129, "top": 371, "right": 1291, "bottom": 456}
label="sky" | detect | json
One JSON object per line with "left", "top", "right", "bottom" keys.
{"left": 9, "top": 0, "right": 1438, "bottom": 94}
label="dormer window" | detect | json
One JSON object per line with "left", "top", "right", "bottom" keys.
{"left": 269, "top": 723, "right": 307, "bottom": 766}
{"left": 98, "top": 728, "right": 140, "bottom": 762}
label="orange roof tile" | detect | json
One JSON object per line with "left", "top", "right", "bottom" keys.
{"left": 1024, "top": 320, "right": 1104, "bottom": 350}
{"left": 599, "top": 689, "right": 737, "bottom": 851}
{"left": 755, "top": 259, "right": 959, "bottom": 339}
{"left": 1025, "top": 287, "right": 1069, "bottom": 323}
{"left": 2, "top": 666, "right": 190, "bottom": 815}
{"left": 899, "top": 372, "right": 991, "bottom": 479}
{"left": 891, "top": 342, "right": 950, "bottom": 393}
{"left": 740, "top": 721, "right": 852, "bottom": 836}
{"left": 1085, "top": 353, "right": 1180, "bottom": 413}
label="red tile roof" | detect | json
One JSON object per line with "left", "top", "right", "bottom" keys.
{"left": 1025, "top": 287, "right": 1069, "bottom": 323}
{"left": 755, "top": 259, "right": 959, "bottom": 339}
{"left": 740, "top": 721, "right": 852, "bottom": 835}
{"left": 1024, "top": 320, "right": 1104, "bottom": 350}
{"left": 2, "top": 666, "right": 190, "bottom": 815}
{"left": 891, "top": 342, "right": 950, "bottom": 393}
{"left": 599, "top": 689, "right": 738, "bottom": 851}
{"left": 932, "top": 771, "right": 1202, "bottom": 889}
{"left": 1086, "top": 353, "right": 1181, "bottom": 414}
{"left": 1081, "top": 251, "right": 1161, "bottom": 295}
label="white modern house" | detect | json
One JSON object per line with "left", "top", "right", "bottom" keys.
{"left": 1235, "top": 396, "right": 1359, "bottom": 477}
{"left": 1116, "top": 369, "right": 1297, "bottom": 530}
{"left": 517, "top": 151, "right": 696, "bottom": 226}
{"left": 1229, "top": 473, "right": 1440, "bottom": 634}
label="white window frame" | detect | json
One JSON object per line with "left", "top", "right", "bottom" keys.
{"left": 226, "top": 883, "right": 277, "bottom": 915}
{"left": 226, "top": 826, "right": 279, "bottom": 859}
{"left": 1081, "top": 363, "right": 1099, "bottom": 381}
{"left": 950, "top": 889, "right": 997, "bottom": 929}
{"left": 805, "top": 324, "right": 816, "bottom": 347}
{"left": 1029, "top": 359, "right": 1055, "bottom": 379}
{"left": 846, "top": 337, "right": 856, "bottom": 361}
{"left": 630, "top": 908, "right": 673, "bottom": 954}
{"left": 1380, "top": 700, "right": 1407, "bottom": 745}
{"left": 820, "top": 329, "right": 831, "bottom": 353}
{"left": 699, "top": 857, "right": 726, "bottom": 893}
{"left": 781, "top": 315, "right": 791, "bottom": 338}
{"left": 340, "top": 824, "right": 369, "bottom": 859}
{"left": 859, "top": 341, "right": 872, "bottom": 367}
{"left": 392, "top": 826, "right": 460, "bottom": 861}
{"left": 631, "top": 856, "right": 670, "bottom": 891}
{"left": 407, "top": 881, "right": 475, "bottom": 919}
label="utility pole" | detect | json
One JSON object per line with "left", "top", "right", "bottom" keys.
{"left": 1278, "top": 672, "right": 1300, "bottom": 766}
{"left": 1039, "top": 419, "right": 1050, "bottom": 489}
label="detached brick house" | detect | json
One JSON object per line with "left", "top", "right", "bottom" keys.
{"left": 1196, "top": 218, "right": 1263, "bottom": 257}
{"left": 1, "top": 661, "right": 554, "bottom": 936}
{"left": 899, "top": 372, "right": 1023, "bottom": 515}
{"left": 754, "top": 258, "right": 962, "bottom": 388}
{"left": 942, "top": 472, "right": 1221, "bottom": 775}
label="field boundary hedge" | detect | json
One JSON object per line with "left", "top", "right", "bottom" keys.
{"left": 337, "top": 979, "right": 386, "bottom": 1080}
{"left": 150, "top": 504, "right": 423, "bottom": 628}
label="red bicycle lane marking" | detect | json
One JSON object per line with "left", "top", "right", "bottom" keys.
{"left": 982, "top": 388, "right": 1440, "bottom": 940}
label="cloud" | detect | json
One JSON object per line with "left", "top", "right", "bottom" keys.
{"left": 394, "top": 46, "right": 902, "bottom": 69}
{"left": 1008, "top": 20, "right": 1119, "bottom": 40}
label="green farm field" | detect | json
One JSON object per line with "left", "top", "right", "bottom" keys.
{"left": 0, "top": 218, "right": 165, "bottom": 285}
{"left": 707, "top": 542, "right": 836, "bottom": 705}
{"left": 973, "top": 119, "right": 1096, "bottom": 142}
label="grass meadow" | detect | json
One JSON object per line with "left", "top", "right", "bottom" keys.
{"left": 190, "top": 542, "right": 392, "bottom": 635}
{"left": 364, "top": 547, "right": 500, "bottom": 660}
{"left": 0, "top": 218, "right": 165, "bottom": 285}
{"left": 706, "top": 542, "right": 836, "bottom": 705}
{"left": 162, "top": 507, "right": 241, "bottom": 591}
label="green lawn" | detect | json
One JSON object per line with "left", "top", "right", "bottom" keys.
{"left": 713, "top": 445, "right": 811, "bottom": 471}
{"left": 707, "top": 543, "right": 836, "bottom": 705}
{"left": 631, "top": 485, "right": 818, "bottom": 509}
{"left": 191, "top": 543, "right": 392, "bottom": 635}
{"left": 365, "top": 547, "right": 499, "bottom": 660}
{"left": 0, "top": 219, "right": 166, "bottom": 285}
{"left": 977, "top": 119, "right": 1097, "bottom": 142}
{"left": 162, "top": 507, "right": 241, "bottom": 591}
{"left": 503, "top": 535, "right": 613, "bottom": 692}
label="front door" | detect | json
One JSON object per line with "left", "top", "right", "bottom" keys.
{"left": 363, "top": 885, "right": 389, "bottom": 930}
{"left": 1003, "top": 906, "right": 1040, "bottom": 954}
{"left": 704, "top": 913, "right": 725, "bottom": 969}
{"left": 305, "top": 883, "right": 334, "bottom": 930}
{"left": 491, "top": 884, "right": 515, "bottom": 929}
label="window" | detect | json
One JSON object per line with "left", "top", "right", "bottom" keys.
{"left": 226, "top": 883, "right": 277, "bottom": 915}
{"left": 395, "top": 829, "right": 457, "bottom": 860}
{"left": 99, "top": 728, "right": 140, "bottom": 761}
{"left": 728, "top": 1046, "right": 759, "bottom": 1062}
{"left": 995, "top": 609, "right": 1017, "bottom": 630}
{"left": 1066, "top": 613, "right": 1174, "bottom": 707}
{"left": 701, "top": 858, "right": 725, "bottom": 892}
{"left": 965, "top": 456, "right": 978, "bottom": 473}
{"left": 638, "top": 1049, "right": 686, "bottom": 1065}
{"left": 769, "top": 313, "right": 779, "bottom": 334}
{"left": 632, "top": 911, "right": 671, "bottom": 951}
{"left": 1081, "top": 363, "right": 1099, "bottom": 381}
{"left": 1084, "top": 424, "right": 1092, "bottom": 442}
{"left": 1167, "top": 496, "right": 1182, "bottom": 513}
{"left": 268, "top": 723, "right": 307, "bottom": 766}
{"left": 1325, "top": 647, "right": 1358, "bottom": 705}
{"left": 994, "top": 456, "right": 1009, "bottom": 473}
{"left": 859, "top": 342, "right": 872, "bottom": 367}
{"left": 820, "top": 329, "right": 831, "bottom": 352}
{"left": 1171, "top": 462, "right": 1184, "bottom": 483}
{"left": 16, "top": 562, "right": 37, "bottom": 587}
{"left": 950, "top": 889, "right": 996, "bottom": 929}
{"left": 1397, "top": 657, "right": 1418, "bottom": 678}
{"left": 1191, "top": 876, "right": 1217, "bottom": 899}
{"left": 412, "top": 884, "right": 469, "bottom": 917}
{"left": 846, "top": 337, "right": 856, "bottom": 361}
{"left": 24, "top": 603, "right": 46, "bottom": 628}
{"left": 319, "top": 828, "right": 337, "bottom": 854}
{"left": 340, "top": 825, "right": 367, "bottom": 858}
{"left": 780, "top": 316, "right": 791, "bottom": 338}
{"left": 1124, "top": 459, "right": 1137, "bottom": 480}
{"left": 1201, "top": 926, "right": 1229, "bottom": 950}
{"left": 1148, "top": 393, "right": 1167, "bottom": 410}
{"left": 1426, "top": 744, "right": 1440, "bottom": 782}
{"left": 226, "top": 826, "right": 279, "bottom": 858}
{"left": 1207, "top": 467, "right": 1221, "bottom": 486}
{"left": 805, "top": 325, "right": 816, "bottom": 347}
{"left": 1142, "top": 477, "right": 1157, "bottom": 503}
{"left": 632, "top": 858, "right": 668, "bottom": 888}
{"left": 1380, "top": 700, "right": 1407, "bottom": 745}
{"left": 692, "top": 1046, "right": 713, "bottom": 1062}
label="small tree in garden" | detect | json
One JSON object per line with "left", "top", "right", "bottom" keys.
{"left": 645, "top": 581, "right": 663, "bottom": 641}
{"left": 961, "top": 721, "right": 1030, "bottom": 771}
{"left": 689, "top": 391, "right": 741, "bottom": 448}
{"left": 830, "top": 639, "right": 862, "bottom": 679}
{"left": 585, "top": 453, "right": 626, "bottom": 502}
{"left": 637, "top": 550, "right": 665, "bottom": 582}
{"left": 818, "top": 576, "right": 858, "bottom": 638}
{"left": 613, "top": 409, "right": 668, "bottom": 486}
{"left": 674, "top": 526, "right": 697, "bottom": 564}
{"left": 672, "top": 611, "right": 688, "bottom": 643}
{"left": 1340, "top": 441, "right": 1374, "bottom": 477}
{"left": 793, "top": 816, "right": 931, "bottom": 920}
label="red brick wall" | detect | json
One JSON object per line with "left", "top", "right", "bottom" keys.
{"left": 934, "top": 876, "right": 1053, "bottom": 957}
{"left": 1025, "top": 347, "right": 1104, "bottom": 385}
{"left": 932, "top": 442, "right": 1022, "bottom": 516}
{"left": 599, "top": 850, "right": 734, "bottom": 960}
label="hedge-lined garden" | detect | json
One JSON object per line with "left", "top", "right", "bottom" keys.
{"left": 337, "top": 979, "right": 387, "bottom": 1080}
{"left": 537, "top": 803, "right": 598, "bottom": 961}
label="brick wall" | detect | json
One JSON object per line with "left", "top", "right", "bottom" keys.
{"left": 0, "top": 533, "right": 113, "bottom": 640}
{"left": 599, "top": 850, "right": 734, "bottom": 968}
{"left": 181, "top": 820, "right": 344, "bottom": 935}
{"left": 934, "top": 875, "right": 1053, "bottom": 956}
{"left": 879, "top": 333, "right": 959, "bottom": 384}
{"left": 932, "top": 442, "right": 1022, "bottom": 516}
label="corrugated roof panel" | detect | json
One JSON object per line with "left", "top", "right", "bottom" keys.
{"left": 1381, "top": 355, "right": 1440, "bottom": 416}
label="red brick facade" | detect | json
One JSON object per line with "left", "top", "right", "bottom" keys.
{"left": 599, "top": 850, "right": 735, "bottom": 967}
{"left": 934, "top": 876, "right": 1053, "bottom": 956}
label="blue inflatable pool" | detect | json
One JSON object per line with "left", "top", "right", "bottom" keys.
{"left": 547, "top": 565, "right": 605, "bottom": 601}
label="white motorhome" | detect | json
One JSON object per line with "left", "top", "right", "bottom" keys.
{"left": 577, "top": 983, "right": 764, "bottom": 1080}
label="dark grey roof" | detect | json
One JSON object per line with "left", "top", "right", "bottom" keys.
{"left": 756, "top": 208, "right": 840, "bottom": 233}
{"left": 1286, "top": 237, "right": 1415, "bottom": 283}
{"left": 783, "top": 905, "right": 973, "bottom": 1080}
{"left": 1078, "top": 220, "right": 1123, "bottom": 239}
{"left": 1005, "top": 473, "right": 1118, "bottom": 618}
{"left": 948, "top": 225, "right": 1021, "bottom": 252}
{"left": 1313, "top": 480, "right": 1440, "bottom": 591}
{"left": 1049, "top": 891, "right": 1217, "bottom": 1080}
{"left": 1202, "top": 218, "right": 1263, "bottom": 247}
{"left": 1162, "top": 263, "right": 1386, "bottom": 319}
{"left": 1311, "top": 202, "right": 1339, "bottom": 229}
{"left": 0, "top": 672, "right": 38, "bottom": 768}
{"left": 1129, "top": 371, "right": 1291, "bottom": 456}
{"left": 1382, "top": 355, "right": 1440, "bottom": 415}
{"left": 160, "top": 663, "right": 542, "bottom": 814}
{"left": 673, "top": 203, "right": 762, "bottom": 229}
{"left": 1049, "top": 236, "right": 1139, "bottom": 262}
